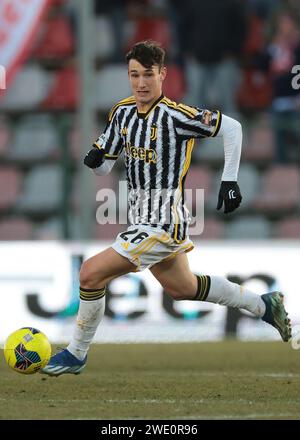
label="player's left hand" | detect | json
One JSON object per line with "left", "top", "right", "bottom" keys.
{"left": 216, "top": 181, "right": 242, "bottom": 214}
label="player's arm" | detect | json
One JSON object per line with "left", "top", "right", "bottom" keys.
{"left": 84, "top": 110, "right": 123, "bottom": 175}
{"left": 84, "top": 144, "right": 116, "bottom": 176}
{"left": 215, "top": 114, "right": 242, "bottom": 214}
{"left": 173, "top": 104, "right": 242, "bottom": 213}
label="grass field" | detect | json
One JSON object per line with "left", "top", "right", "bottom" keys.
{"left": 0, "top": 341, "right": 300, "bottom": 420}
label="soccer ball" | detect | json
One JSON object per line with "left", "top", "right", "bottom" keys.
{"left": 3, "top": 327, "right": 51, "bottom": 374}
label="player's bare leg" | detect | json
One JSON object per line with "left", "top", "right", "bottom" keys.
{"left": 150, "top": 253, "right": 198, "bottom": 300}
{"left": 79, "top": 247, "right": 138, "bottom": 289}
{"left": 150, "top": 253, "right": 291, "bottom": 342}
{"left": 41, "top": 248, "right": 136, "bottom": 376}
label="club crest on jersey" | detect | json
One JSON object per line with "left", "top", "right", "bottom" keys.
{"left": 125, "top": 142, "right": 157, "bottom": 164}
{"left": 121, "top": 127, "right": 128, "bottom": 136}
{"left": 150, "top": 126, "right": 157, "bottom": 141}
{"left": 201, "top": 110, "right": 213, "bottom": 126}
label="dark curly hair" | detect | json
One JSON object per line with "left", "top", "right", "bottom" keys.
{"left": 126, "top": 40, "right": 165, "bottom": 70}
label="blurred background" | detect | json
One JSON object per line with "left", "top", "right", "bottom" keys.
{"left": 0, "top": 0, "right": 300, "bottom": 344}
{"left": 0, "top": 0, "right": 300, "bottom": 242}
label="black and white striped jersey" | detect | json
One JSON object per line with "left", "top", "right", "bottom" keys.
{"left": 93, "top": 94, "right": 221, "bottom": 243}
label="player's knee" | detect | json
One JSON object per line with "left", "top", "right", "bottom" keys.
{"left": 79, "top": 262, "right": 93, "bottom": 288}
{"left": 79, "top": 260, "right": 104, "bottom": 289}
{"left": 163, "top": 285, "right": 193, "bottom": 301}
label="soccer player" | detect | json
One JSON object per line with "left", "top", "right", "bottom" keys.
{"left": 42, "top": 41, "right": 291, "bottom": 376}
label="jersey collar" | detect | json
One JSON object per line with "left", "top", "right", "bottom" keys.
{"left": 136, "top": 94, "right": 164, "bottom": 119}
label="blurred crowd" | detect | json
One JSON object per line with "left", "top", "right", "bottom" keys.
{"left": 0, "top": 0, "right": 300, "bottom": 240}
{"left": 98, "top": 0, "right": 300, "bottom": 160}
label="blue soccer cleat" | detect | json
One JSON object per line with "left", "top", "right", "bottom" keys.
{"left": 40, "top": 349, "right": 87, "bottom": 376}
{"left": 261, "top": 292, "right": 292, "bottom": 342}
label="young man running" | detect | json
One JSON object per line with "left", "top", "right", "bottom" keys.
{"left": 42, "top": 41, "right": 291, "bottom": 376}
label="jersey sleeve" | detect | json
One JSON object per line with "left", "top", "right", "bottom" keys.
{"left": 93, "top": 111, "right": 124, "bottom": 161}
{"left": 174, "top": 104, "right": 222, "bottom": 139}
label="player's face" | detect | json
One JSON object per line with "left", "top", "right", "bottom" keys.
{"left": 128, "top": 59, "right": 166, "bottom": 110}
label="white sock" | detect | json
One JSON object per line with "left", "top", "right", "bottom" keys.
{"left": 206, "top": 276, "right": 266, "bottom": 317}
{"left": 67, "top": 294, "right": 105, "bottom": 361}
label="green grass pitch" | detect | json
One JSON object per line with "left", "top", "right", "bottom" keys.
{"left": 1, "top": 341, "right": 300, "bottom": 420}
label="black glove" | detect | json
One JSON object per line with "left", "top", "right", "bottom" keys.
{"left": 217, "top": 181, "right": 242, "bottom": 214}
{"left": 83, "top": 147, "right": 105, "bottom": 169}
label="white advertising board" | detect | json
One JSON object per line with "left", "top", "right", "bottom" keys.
{"left": 0, "top": 241, "right": 299, "bottom": 344}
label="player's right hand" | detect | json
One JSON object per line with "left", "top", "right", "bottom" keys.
{"left": 83, "top": 147, "right": 105, "bottom": 168}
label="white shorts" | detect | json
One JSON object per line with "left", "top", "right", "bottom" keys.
{"left": 111, "top": 224, "right": 194, "bottom": 271}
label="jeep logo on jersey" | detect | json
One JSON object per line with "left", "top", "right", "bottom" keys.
{"left": 125, "top": 142, "right": 157, "bottom": 164}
